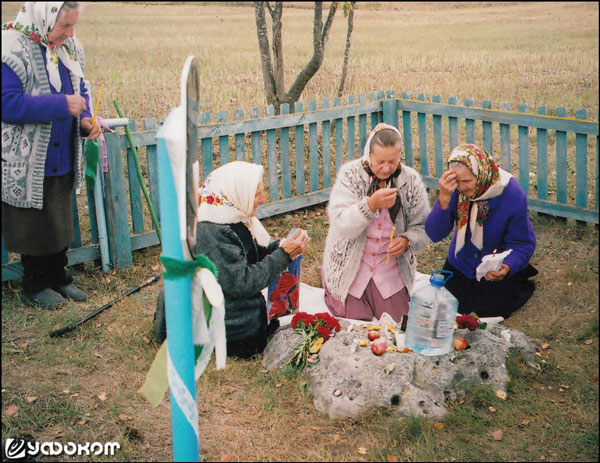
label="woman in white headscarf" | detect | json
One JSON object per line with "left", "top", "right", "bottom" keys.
{"left": 154, "top": 161, "right": 309, "bottom": 359}
{"left": 2, "top": 2, "right": 101, "bottom": 309}
{"left": 321, "top": 123, "right": 431, "bottom": 323}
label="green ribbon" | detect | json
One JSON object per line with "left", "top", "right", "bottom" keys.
{"left": 160, "top": 254, "right": 218, "bottom": 280}
{"left": 84, "top": 139, "right": 99, "bottom": 191}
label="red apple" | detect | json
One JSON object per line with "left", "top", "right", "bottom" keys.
{"left": 367, "top": 330, "right": 380, "bottom": 341}
{"left": 453, "top": 337, "right": 469, "bottom": 350}
{"left": 371, "top": 340, "right": 387, "bottom": 355}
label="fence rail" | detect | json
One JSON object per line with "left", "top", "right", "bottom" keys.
{"left": 2, "top": 91, "right": 598, "bottom": 281}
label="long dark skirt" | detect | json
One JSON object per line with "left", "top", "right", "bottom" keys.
{"left": 2, "top": 172, "right": 74, "bottom": 256}
{"left": 442, "top": 259, "right": 538, "bottom": 319}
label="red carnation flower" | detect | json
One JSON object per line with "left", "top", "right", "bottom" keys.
{"left": 288, "top": 288, "right": 299, "bottom": 309}
{"left": 316, "top": 325, "right": 331, "bottom": 341}
{"left": 315, "top": 312, "right": 341, "bottom": 332}
{"left": 456, "top": 314, "right": 479, "bottom": 331}
{"left": 276, "top": 273, "right": 297, "bottom": 294}
{"left": 206, "top": 195, "right": 214, "bottom": 204}
{"left": 291, "top": 312, "right": 316, "bottom": 330}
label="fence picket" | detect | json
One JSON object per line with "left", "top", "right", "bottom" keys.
{"left": 536, "top": 106, "right": 549, "bottom": 201}
{"left": 266, "top": 105, "right": 279, "bottom": 201}
{"left": 280, "top": 104, "right": 292, "bottom": 198}
{"left": 465, "top": 98, "right": 475, "bottom": 144}
{"left": 201, "top": 112, "right": 213, "bottom": 178}
{"left": 401, "top": 92, "right": 414, "bottom": 167}
{"left": 334, "top": 97, "right": 344, "bottom": 173}
{"left": 518, "top": 103, "right": 530, "bottom": 195}
{"left": 499, "top": 102, "right": 511, "bottom": 172}
{"left": 234, "top": 109, "right": 245, "bottom": 161}
{"left": 294, "top": 102, "right": 305, "bottom": 195}
{"left": 555, "top": 106, "right": 568, "bottom": 204}
{"left": 482, "top": 100, "right": 493, "bottom": 154}
{"left": 347, "top": 95, "right": 356, "bottom": 160}
{"left": 448, "top": 96, "right": 459, "bottom": 152}
{"left": 432, "top": 95, "right": 444, "bottom": 177}
{"left": 322, "top": 99, "right": 332, "bottom": 189}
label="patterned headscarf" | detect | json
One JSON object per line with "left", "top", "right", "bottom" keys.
{"left": 448, "top": 143, "right": 512, "bottom": 256}
{"left": 2, "top": 2, "right": 83, "bottom": 91}
{"left": 361, "top": 123, "right": 403, "bottom": 222}
{"left": 197, "top": 161, "right": 271, "bottom": 247}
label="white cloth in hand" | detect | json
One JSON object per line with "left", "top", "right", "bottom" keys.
{"left": 475, "top": 249, "right": 512, "bottom": 281}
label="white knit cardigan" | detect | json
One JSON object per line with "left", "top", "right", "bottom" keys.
{"left": 321, "top": 159, "right": 431, "bottom": 302}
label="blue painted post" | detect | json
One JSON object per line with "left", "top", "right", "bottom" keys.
{"left": 200, "top": 112, "right": 213, "bottom": 179}
{"left": 156, "top": 134, "right": 199, "bottom": 462}
{"left": 347, "top": 95, "right": 356, "bottom": 160}
{"left": 266, "top": 105, "right": 279, "bottom": 200}
{"left": 499, "top": 102, "right": 511, "bottom": 172}
{"left": 294, "top": 102, "right": 305, "bottom": 195}
{"left": 334, "top": 97, "right": 344, "bottom": 173}
{"left": 370, "top": 91, "right": 379, "bottom": 128}
{"left": 464, "top": 98, "right": 475, "bottom": 144}
{"left": 401, "top": 92, "right": 414, "bottom": 167}
{"left": 250, "top": 107, "right": 262, "bottom": 167}
{"left": 448, "top": 96, "right": 458, "bottom": 152}
{"left": 126, "top": 120, "right": 145, "bottom": 235}
{"left": 417, "top": 93, "right": 429, "bottom": 177}
{"left": 144, "top": 118, "right": 161, "bottom": 225}
{"left": 218, "top": 110, "right": 230, "bottom": 165}
{"left": 518, "top": 104, "right": 530, "bottom": 194}
{"left": 358, "top": 93, "right": 367, "bottom": 155}
{"left": 575, "top": 109, "right": 588, "bottom": 210}
{"left": 536, "top": 106, "right": 549, "bottom": 202}
{"left": 322, "top": 99, "right": 332, "bottom": 189}
{"left": 234, "top": 109, "right": 245, "bottom": 162}
{"left": 432, "top": 95, "right": 444, "bottom": 177}
{"left": 308, "top": 100, "right": 319, "bottom": 191}
{"left": 482, "top": 100, "right": 493, "bottom": 154}
{"left": 280, "top": 104, "right": 292, "bottom": 197}
{"left": 555, "top": 106, "right": 568, "bottom": 205}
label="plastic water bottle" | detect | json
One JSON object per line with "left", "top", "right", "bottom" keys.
{"left": 404, "top": 270, "right": 458, "bottom": 356}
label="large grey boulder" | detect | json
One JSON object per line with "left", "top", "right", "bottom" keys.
{"left": 262, "top": 320, "right": 538, "bottom": 419}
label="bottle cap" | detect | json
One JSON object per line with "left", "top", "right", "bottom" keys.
{"left": 430, "top": 272, "right": 445, "bottom": 287}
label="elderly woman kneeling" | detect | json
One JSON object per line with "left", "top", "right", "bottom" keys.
{"left": 154, "top": 161, "right": 309, "bottom": 358}
{"left": 320, "top": 123, "right": 431, "bottom": 323}
{"left": 425, "top": 143, "right": 537, "bottom": 318}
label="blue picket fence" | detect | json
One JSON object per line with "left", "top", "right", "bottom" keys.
{"left": 2, "top": 91, "right": 598, "bottom": 281}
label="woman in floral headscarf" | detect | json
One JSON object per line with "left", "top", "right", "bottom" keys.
{"left": 321, "top": 123, "right": 431, "bottom": 323}
{"left": 425, "top": 143, "right": 537, "bottom": 318}
{"left": 154, "top": 161, "right": 310, "bottom": 359}
{"left": 2, "top": 2, "right": 100, "bottom": 308}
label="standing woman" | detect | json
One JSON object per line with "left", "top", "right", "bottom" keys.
{"left": 321, "top": 123, "right": 431, "bottom": 323}
{"left": 425, "top": 143, "right": 537, "bottom": 318}
{"left": 2, "top": 2, "right": 100, "bottom": 308}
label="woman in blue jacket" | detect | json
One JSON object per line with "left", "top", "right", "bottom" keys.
{"left": 425, "top": 144, "right": 537, "bottom": 318}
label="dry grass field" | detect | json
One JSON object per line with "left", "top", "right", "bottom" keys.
{"left": 1, "top": 2, "right": 598, "bottom": 462}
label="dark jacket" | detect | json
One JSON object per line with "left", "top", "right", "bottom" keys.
{"left": 193, "top": 221, "right": 291, "bottom": 358}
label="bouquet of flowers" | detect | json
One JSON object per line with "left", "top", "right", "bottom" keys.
{"left": 456, "top": 312, "right": 487, "bottom": 331}
{"left": 287, "top": 312, "right": 341, "bottom": 371}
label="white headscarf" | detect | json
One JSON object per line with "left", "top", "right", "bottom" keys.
{"left": 197, "top": 161, "right": 271, "bottom": 247}
{"left": 361, "top": 122, "right": 403, "bottom": 164}
{"left": 2, "top": 2, "right": 84, "bottom": 92}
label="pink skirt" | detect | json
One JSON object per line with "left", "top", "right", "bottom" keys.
{"left": 320, "top": 267, "right": 409, "bottom": 323}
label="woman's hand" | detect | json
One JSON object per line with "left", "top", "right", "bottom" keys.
{"left": 484, "top": 264, "right": 510, "bottom": 282}
{"left": 367, "top": 187, "right": 397, "bottom": 211}
{"left": 65, "top": 94, "right": 86, "bottom": 117}
{"left": 80, "top": 117, "right": 101, "bottom": 140}
{"left": 280, "top": 228, "right": 310, "bottom": 260}
{"left": 437, "top": 170, "right": 457, "bottom": 209}
{"left": 387, "top": 236, "right": 410, "bottom": 257}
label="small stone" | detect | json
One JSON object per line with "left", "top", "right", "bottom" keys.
{"left": 333, "top": 389, "right": 342, "bottom": 397}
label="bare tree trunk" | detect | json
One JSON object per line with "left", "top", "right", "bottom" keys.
{"left": 337, "top": 1, "right": 355, "bottom": 98}
{"left": 254, "top": 2, "right": 277, "bottom": 108}
{"left": 270, "top": 2, "right": 285, "bottom": 106}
